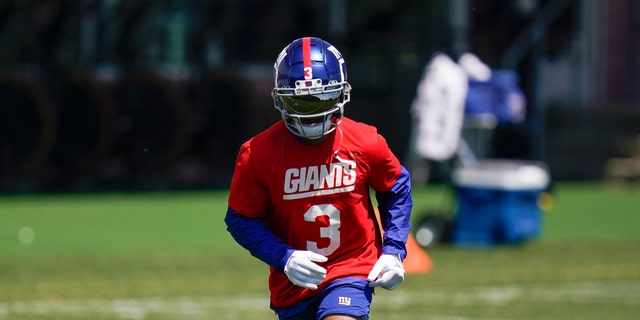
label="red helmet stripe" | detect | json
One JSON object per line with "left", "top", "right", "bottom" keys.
{"left": 302, "top": 37, "right": 311, "bottom": 68}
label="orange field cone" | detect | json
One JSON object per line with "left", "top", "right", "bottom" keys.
{"left": 403, "top": 232, "right": 433, "bottom": 274}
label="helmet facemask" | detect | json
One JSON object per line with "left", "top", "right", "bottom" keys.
{"left": 273, "top": 78, "right": 351, "bottom": 140}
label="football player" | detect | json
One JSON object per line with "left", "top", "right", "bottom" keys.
{"left": 225, "top": 37, "right": 413, "bottom": 320}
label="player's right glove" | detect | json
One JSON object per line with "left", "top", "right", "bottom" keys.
{"left": 284, "top": 250, "right": 328, "bottom": 290}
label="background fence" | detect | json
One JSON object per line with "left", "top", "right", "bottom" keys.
{"left": 1, "top": 0, "right": 639, "bottom": 194}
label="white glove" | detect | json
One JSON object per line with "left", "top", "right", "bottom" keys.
{"left": 367, "top": 254, "right": 405, "bottom": 290}
{"left": 284, "top": 250, "right": 328, "bottom": 290}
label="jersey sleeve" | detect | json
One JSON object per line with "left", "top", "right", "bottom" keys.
{"left": 228, "top": 142, "right": 268, "bottom": 218}
{"left": 367, "top": 133, "right": 403, "bottom": 192}
{"left": 366, "top": 131, "right": 413, "bottom": 260}
{"left": 226, "top": 140, "right": 294, "bottom": 270}
{"left": 225, "top": 207, "right": 294, "bottom": 271}
{"left": 375, "top": 166, "right": 413, "bottom": 260}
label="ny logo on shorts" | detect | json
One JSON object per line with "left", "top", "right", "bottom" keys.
{"left": 338, "top": 296, "right": 351, "bottom": 306}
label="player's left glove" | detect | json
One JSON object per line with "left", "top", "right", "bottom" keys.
{"left": 367, "top": 254, "right": 405, "bottom": 290}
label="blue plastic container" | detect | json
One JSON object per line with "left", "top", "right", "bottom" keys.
{"left": 450, "top": 160, "right": 549, "bottom": 247}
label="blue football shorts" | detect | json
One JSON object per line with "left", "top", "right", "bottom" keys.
{"left": 273, "top": 278, "right": 373, "bottom": 320}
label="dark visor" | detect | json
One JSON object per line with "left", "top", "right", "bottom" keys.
{"left": 279, "top": 91, "right": 341, "bottom": 114}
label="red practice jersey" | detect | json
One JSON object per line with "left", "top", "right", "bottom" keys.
{"left": 228, "top": 117, "right": 403, "bottom": 308}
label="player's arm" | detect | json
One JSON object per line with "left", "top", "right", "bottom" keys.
{"left": 224, "top": 207, "right": 292, "bottom": 271}
{"left": 375, "top": 166, "right": 413, "bottom": 260}
{"left": 368, "top": 165, "right": 412, "bottom": 290}
{"left": 226, "top": 142, "right": 327, "bottom": 289}
{"left": 225, "top": 143, "right": 294, "bottom": 270}
{"left": 225, "top": 207, "right": 328, "bottom": 290}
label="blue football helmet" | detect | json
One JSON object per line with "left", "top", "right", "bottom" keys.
{"left": 272, "top": 37, "right": 351, "bottom": 141}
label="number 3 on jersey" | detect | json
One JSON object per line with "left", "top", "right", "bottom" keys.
{"left": 304, "top": 204, "right": 340, "bottom": 256}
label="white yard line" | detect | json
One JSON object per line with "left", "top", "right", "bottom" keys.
{"left": 0, "top": 296, "right": 271, "bottom": 319}
{"left": 374, "top": 280, "right": 640, "bottom": 307}
{"left": 0, "top": 280, "right": 638, "bottom": 319}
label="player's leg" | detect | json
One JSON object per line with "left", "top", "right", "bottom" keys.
{"left": 317, "top": 278, "right": 372, "bottom": 320}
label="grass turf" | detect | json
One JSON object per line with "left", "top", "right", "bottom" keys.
{"left": 1, "top": 183, "right": 639, "bottom": 319}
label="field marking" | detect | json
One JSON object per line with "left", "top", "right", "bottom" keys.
{"left": 0, "top": 295, "right": 271, "bottom": 320}
{"left": 0, "top": 280, "right": 638, "bottom": 319}
{"left": 375, "top": 280, "right": 640, "bottom": 308}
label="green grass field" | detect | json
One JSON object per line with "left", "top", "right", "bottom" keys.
{"left": 1, "top": 183, "right": 639, "bottom": 319}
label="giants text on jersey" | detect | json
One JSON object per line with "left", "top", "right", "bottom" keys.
{"left": 283, "top": 159, "right": 357, "bottom": 200}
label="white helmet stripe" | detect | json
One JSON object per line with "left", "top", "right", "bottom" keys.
{"left": 327, "top": 45, "right": 346, "bottom": 82}
{"left": 274, "top": 48, "right": 287, "bottom": 83}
